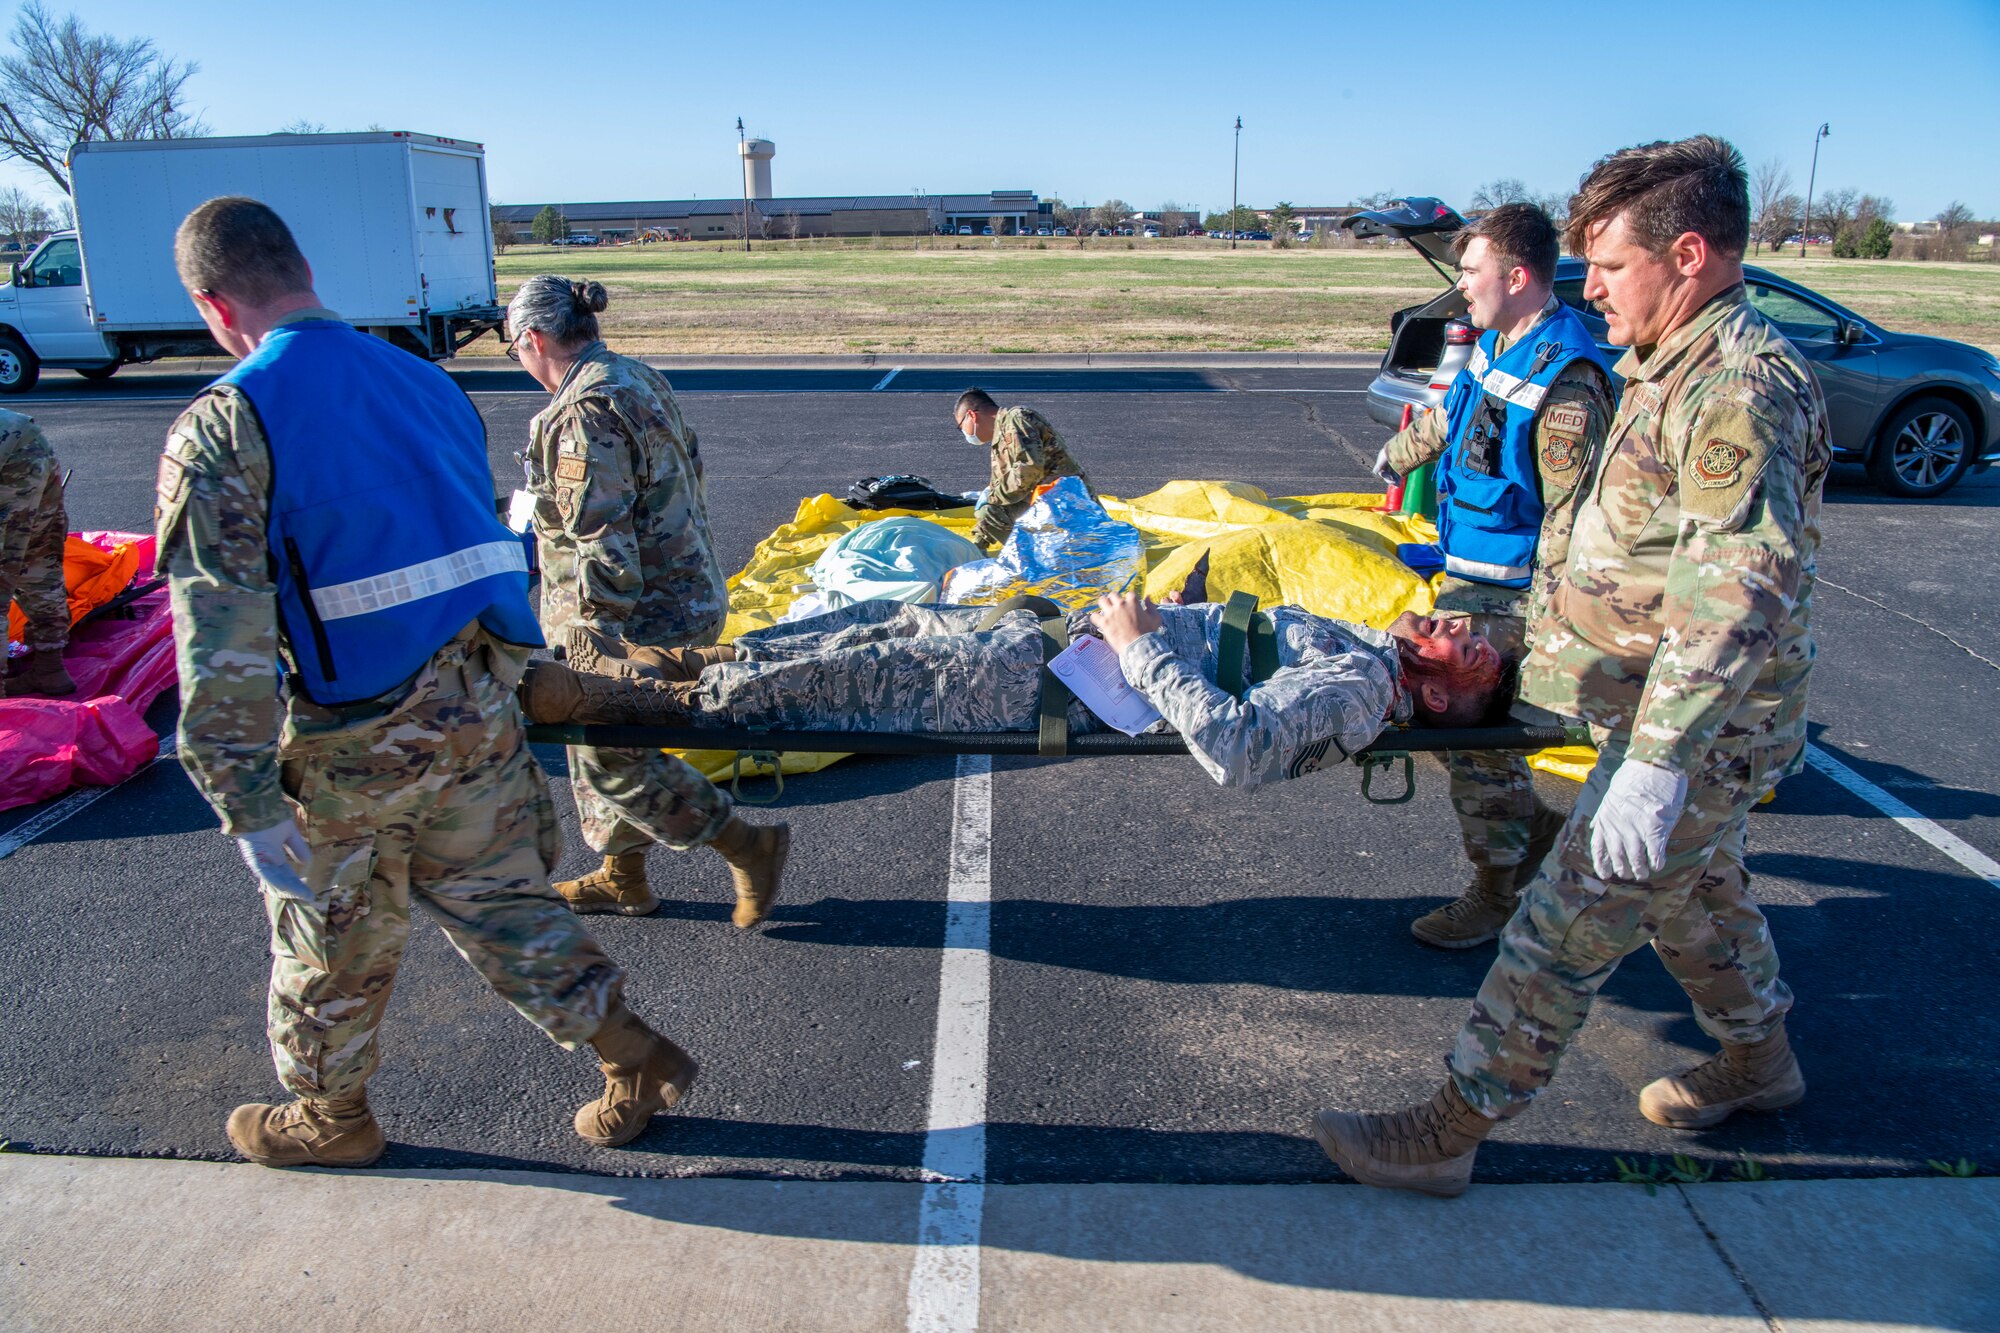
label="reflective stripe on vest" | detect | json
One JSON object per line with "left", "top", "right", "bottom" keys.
{"left": 1444, "top": 551, "right": 1533, "bottom": 583}
{"left": 311, "top": 540, "right": 529, "bottom": 622}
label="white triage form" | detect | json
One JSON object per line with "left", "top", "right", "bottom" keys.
{"left": 506, "top": 488, "right": 538, "bottom": 533}
{"left": 309, "top": 540, "right": 528, "bottom": 621}
{"left": 1047, "top": 634, "right": 1163, "bottom": 736}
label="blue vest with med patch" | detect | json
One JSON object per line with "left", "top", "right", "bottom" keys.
{"left": 220, "top": 318, "right": 542, "bottom": 706}
{"left": 1436, "top": 304, "right": 1610, "bottom": 588}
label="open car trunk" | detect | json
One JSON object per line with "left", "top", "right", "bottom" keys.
{"left": 1343, "top": 198, "right": 1469, "bottom": 383}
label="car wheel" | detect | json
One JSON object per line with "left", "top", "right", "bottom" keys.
{"left": 0, "top": 333, "right": 39, "bottom": 394}
{"left": 1867, "top": 396, "right": 1974, "bottom": 498}
{"left": 75, "top": 362, "right": 119, "bottom": 382}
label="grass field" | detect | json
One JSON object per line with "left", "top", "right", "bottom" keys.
{"left": 492, "top": 239, "right": 2000, "bottom": 356}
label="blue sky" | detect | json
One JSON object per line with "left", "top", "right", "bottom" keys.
{"left": 6, "top": 0, "right": 1997, "bottom": 222}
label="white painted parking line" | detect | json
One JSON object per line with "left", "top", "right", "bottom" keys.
{"left": 906, "top": 753, "right": 992, "bottom": 1333}
{"left": 1806, "top": 743, "right": 2000, "bottom": 890}
{"left": 0, "top": 737, "right": 178, "bottom": 861}
{"left": 873, "top": 367, "right": 905, "bottom": 391}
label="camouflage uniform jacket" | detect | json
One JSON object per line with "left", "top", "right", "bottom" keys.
{"left": 1520, "top": 284, "right": 1830, "bottom": 775}
{"left": 526, "top": 343, "right": 726, "bottom": 650}
{"left": 1118, "top": 604, "right": 1411, "bottom": 788}
{"left": 971, "top": 406, "right": 1095, "bottom": 546}
{"left": 156, "top": 308, "right": 532, "bottom": 836}
{"left": 0, "top": 407, "right": 54, "bottom": 475}
{"left": 1385, "top": 297, "right": 1617, "bottom": 625}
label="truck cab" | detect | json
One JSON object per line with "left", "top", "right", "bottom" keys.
{"left": 0, "top": 231, "right": 119, "bottom": 389}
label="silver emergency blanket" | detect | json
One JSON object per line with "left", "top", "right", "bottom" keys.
{"left": 941, "top": 476, "right": 1145, "bottom": 610}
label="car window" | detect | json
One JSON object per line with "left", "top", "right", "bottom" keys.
{"left": 1745, "top": 281, "right": 1841, "bottom": 342}
{"left": 1553, "top": 277, "right": 1590, "bottom": 312}
{"left": 27, "top": 238, "right": 81, "bottom": 288}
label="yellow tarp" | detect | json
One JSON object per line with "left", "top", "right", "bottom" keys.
{"left": 686, "top": 482, "right": 1590, "bottom": 787}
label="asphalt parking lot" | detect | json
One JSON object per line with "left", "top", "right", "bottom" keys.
{"left": 2, "top": 362, "right": 1996, "bottom": 1187}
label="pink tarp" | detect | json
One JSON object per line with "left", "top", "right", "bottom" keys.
{"left": 0, "top": 532, "right": 177, "bottom": 813}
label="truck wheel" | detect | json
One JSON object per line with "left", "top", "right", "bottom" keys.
{"left": 1867, "top": 396, "right": 1973, "bottom": 498}
{"left": 0, "top": 333, "right": 40, "bottom": 393}
{"left": 75, "top": 362, "right": 120, "bottom": 382}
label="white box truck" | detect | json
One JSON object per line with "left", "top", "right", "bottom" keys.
{"left": 0, "top": 130, "right": 504, "bottom": 391}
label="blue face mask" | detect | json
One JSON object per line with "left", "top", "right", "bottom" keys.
{"left": 963, "top": 429, "right": 983, "bottom": 447}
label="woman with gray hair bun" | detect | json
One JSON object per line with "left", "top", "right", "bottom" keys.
{"left": 508, "top": 274, "right": 791, "bottom": 929}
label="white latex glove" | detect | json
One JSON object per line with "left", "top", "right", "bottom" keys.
{"left": 1373, "top": 447, "right": 1400, "bottom": 485}
{"left": 1590, "top": 760, "right": 1689, "bottom": 881}
{"left": 961, "top": 488, "right": 987, "bottom": 505}
{"left": 236, "top": 817, "right": 314, "bottom": 902}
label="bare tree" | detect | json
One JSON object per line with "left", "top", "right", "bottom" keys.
{"left": 1352, "top": 191, "right": 1395, "bottom": 209}
{"left": 0, "top": 3, "right": 207, "bottom": 195}
{"left": 276, "top": 117, "right": 325, "bottom": 134}
{"left": 1854, "top": 194, "right": 1895, "bottom": 229}
{"left": 1469, "top": 178, "right": 1530, "bottom": 211}
{"left": 0, "top": 183, "right": 49, "bottom": 247}
{"left": 51, "top": 193, "right": 71, "bottom": 228}
{"left": 1092, "top": 198, "right": 1131, "bottom": 232}
{"left": 1816, "top": 187, "right": 1859, "bottom": 243}
{"left": 1750, "top": 158, "right": 1793, "bottom": 255}
{"left": 490, "top": 204, "right": 516, "bottom": 255}
{"left": 1767, "top": 193, "right": 1805, "bottom": 254}
{"left": 1936, "top": 201, "right": 1975, "bottom": 239}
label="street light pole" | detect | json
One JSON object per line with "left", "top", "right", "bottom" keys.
{"left": 1801, "top": 122, "right": 1829, "bottom": 259}
{"left": 1230, "top": 116, "right": 1242, "bottom": 251}
{"left": 737, "top": 117, "right": 751, "bottom": 254}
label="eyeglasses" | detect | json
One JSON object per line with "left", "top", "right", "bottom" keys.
{"left": 502, "top": 331, "right": 522, "bottom": 363}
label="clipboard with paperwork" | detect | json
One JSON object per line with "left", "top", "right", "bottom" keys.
{"left": 1045, "top": 634, "right": 1163, "bottom": 737}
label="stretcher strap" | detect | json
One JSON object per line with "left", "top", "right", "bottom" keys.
{"left": 1215, "top": 591, "right": 1279, "bottom": 698}
{"left": 974, "top": 594, "right": 1071, "bottom": 758}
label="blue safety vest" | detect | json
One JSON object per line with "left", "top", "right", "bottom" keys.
{"left": 1435, "top": 304, "right": 1610, "bottom": 587}
{"left": 220, "top": 318, "right": 542, "bottom": 706}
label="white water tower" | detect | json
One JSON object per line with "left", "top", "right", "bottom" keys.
{"left": 738, "top": 138, "right": 775, "bottom": 200}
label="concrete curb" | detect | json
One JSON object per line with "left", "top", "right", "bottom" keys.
{"left": 2, "top": 1155, "right": 1991, "bottom": 1332}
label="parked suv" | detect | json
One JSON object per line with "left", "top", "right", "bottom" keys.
{"left": 1345, "top": 198, "right": 2000, "bottom": 497}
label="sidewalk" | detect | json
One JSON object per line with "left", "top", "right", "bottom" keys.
{"left": 3, "top": 1155, "right": 1992, "bottom": 1332}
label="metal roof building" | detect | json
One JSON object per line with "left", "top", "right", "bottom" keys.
{"left": 495, "top": 190, "right": 1051, "bottom": 240}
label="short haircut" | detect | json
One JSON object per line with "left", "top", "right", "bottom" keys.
{"left": 1453, "top": 202, "right": 1559, "bottom": 287}
{"left": 174, "top": 197, "right": 312, "bottom": 304}
{"left": 954, "top": 387, "right": 997, "bottom": 417}
{"left": 1564, "top": 134, "right": 1750, "bottom": 260}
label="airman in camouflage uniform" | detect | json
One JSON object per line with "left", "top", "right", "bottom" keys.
{"left": 0, "top": 408, "right": 76, "bottom": 697}
{"left": 510, "top": 277, "right": 787, "bottom": 923}
{"left": 1449, "top": 282, "right": 1827, "bottom": 1125}
{"left": 1315, "top": 137, "right": 1826, "bottom": 1199}
{"left": 540, "top": 598, "right": 1509, "bottom": 791}
{"left": 953, "top": 389, "right": 1095, "bottom": 547}
{"left": 161, "top": 263, "right": 691, "bottom": 1169}
{"left": 1384, "top": 298, "right": 1615, "bottom": 947}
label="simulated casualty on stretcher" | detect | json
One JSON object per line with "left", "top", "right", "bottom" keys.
{"left": 518, "top": 478, "right": 1588, "bottom": 789}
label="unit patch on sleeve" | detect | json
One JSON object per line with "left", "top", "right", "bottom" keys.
{"left": 1692, "top": 439, "right": 1751, "bottom": 489}
{"left": 554, "top": 456, "right": 589, "bottom": 484}
{"left": 1542, "top": 435, "right": 1580, "bottom": 472}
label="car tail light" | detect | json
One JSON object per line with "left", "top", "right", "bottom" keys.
{"left": 1444, "top": 321, "right": 1478, "bottom": 345}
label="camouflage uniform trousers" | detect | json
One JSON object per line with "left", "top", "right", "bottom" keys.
{"left": 1432, "top": 577, "right": 1536, "bottom": 870}
{"left": 567, "top": 621, "right": 734, "bottom": 858}
{"left": 266, "top": 639, "right": 622, "bottom": 1100}
{"left": 0, "top": 438, "right": 68, "bottom": 651}
{"left": 1447, "top": 724, "right": 1796, "bottom": 1117}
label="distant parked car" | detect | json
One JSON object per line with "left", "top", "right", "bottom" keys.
{"left": 980, "top": 227, "right": 993, "bottom": 236}
{"left": 1345, "top": 196, "right": 2000, "bottom": 498}
{"left": 957, "top": 226, "right": 972, "bottom": 235}
{"left": 1245, "top": 230, "right": 1272, "bottom": 241}
{"left": 1053, "top": 227, "right": 1069, "bottom": 236}
{"left": 1142, "top": 227, "right": 1161, "bottom": 238}
{"left": 1035, "top": 226, "right": 1053, "bottom": 236}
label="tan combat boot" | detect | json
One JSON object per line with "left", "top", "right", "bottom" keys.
{"left": 1410, "top": 865, "right": 1520, "bottom": 949}
{"left": 226, "top": 1090, "right": 386, "bottom": 1168}
{"left": 519, "top": 658, "right": 697, "bottom": 726}
{"left": 710, "top": 813, "right": 791, "bottom": 928}
{"left": 557, "top": 852, "right": 657, "bottom": 916}
{"left": 13, "top": 648, "right": 76, "bottom": 698}
{"left": 1409, "top": 804, "right": 1566, "bottom": 950}
{"left": 575, "top": 1001, "right": 699, "bottom": 1147}
{"left": 1312, "top": 1080, "right": 1497, "bottom": 1198}
{"left": 1639, "top": 1022, "right": 1805, "bottom": 1129}
{"left": 619, "top": 643, "right": 738, "bottom": 682}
